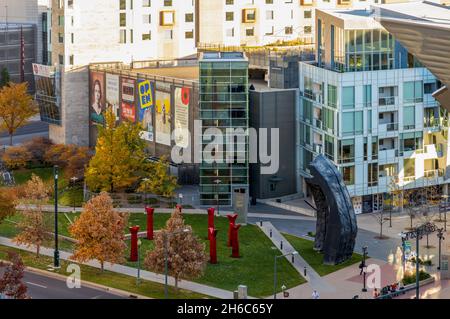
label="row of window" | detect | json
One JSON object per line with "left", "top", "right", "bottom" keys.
{"left": 120, "top": 0, "right": 173, "bottom": 9}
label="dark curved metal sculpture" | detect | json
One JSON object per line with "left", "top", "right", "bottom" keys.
{"left": 305, "top": 154, "right": 357, "bottom": 265}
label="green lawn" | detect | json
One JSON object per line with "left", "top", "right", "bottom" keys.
{"left": 283, "top": 233, "right": 363, "bottom": 277}
{"left": 0, "top": 212, "right": 305, "bottom": 298}
{"left": 0, "top": 245, "right": 209, "bottom": 299}
{"left": 13, "top": 167, "right": 54, "bottom": 185}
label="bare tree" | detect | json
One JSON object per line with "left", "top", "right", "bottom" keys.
{"left": 372, "top": 209, "right": 389, "bottom": 239}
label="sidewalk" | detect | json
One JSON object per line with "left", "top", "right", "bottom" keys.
{"left": 257, "top": 221, "right": 335, "bottom": 297}
{"left": 0, "top": 236, "right": 247, "bottom": 299}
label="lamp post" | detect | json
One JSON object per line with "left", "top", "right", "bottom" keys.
{"left": 178, "top": 193, "right": 183, "bottom": 206}
{"left": 137, "top": 239, "right": 142, "bottom": 285}
{"left": 399, "top": 232, "right": 407, "bottom": 273}
{"left": 70, "top": 176, "right": 78, "bottom": 212}
{"left": 53, "top": 165, "right": 60, "bottom": 269}
{"left": 163, "top": 228, "right": 191, "bottom": 299}
{"left": 213, "top": 179, "right": 221, "bottom": 216}
{"left": 437, "top": 228, "right": 445, "bottom": 270}
{"left": 273, "top": 251, "right": 298, "bottom": 299}
{"left": 361, "top": 246, "right": 368, "bottom": 292}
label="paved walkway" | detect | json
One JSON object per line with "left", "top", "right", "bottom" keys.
{"left": 257, "top": 221, "right": 335, "bottom": 297}
{"left": 0, "top": 236, "right": 246, "bottom": 299}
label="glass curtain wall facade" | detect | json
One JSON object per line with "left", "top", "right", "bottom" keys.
{"left": 199, "top": 53, "right": 249, "bottom": 206}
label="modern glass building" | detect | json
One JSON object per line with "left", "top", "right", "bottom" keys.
{"left": 298, "top": 8, "right": 449, "bottom": 214}
{"left": 199, "top": 52, "right": 249, "bottom": 206}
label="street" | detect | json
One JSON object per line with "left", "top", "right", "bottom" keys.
{"left": 0, "top": 268, "right": 126, "bottom": 299}
{"left": 0, "top": 121, "right": 49, "bottom": 146}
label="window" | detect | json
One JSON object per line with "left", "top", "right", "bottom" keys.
{"left": 69, "top": 54, "right": 74, "bottom": 65}
{"left": 342, "top": 86, "right": 355, "bottom": 109}
{"left": 185, "top": 30, "right": 194, "bottom": 39}
{"left": 226, "top": 12, "right": 234, "bottom": 21}
{"left": 185, "top": 13, "right": 194, "bottom": 22}
{"left": 130, "top": 0, "right": 133, "bottom": 9}
{"left": 339, "top": 139, "right": 355, "bottom": 163}
{"left": 246, "top": 28, "right": 254, "bottom": 37}
{"left": 403, "top": 159, "right": 415, "bottom": 178}
{"left": 142, "top": 32, "right": 151, "bottom": 40}
{"left": 226, "top": 28, "right": 234, "bottom": 37}
{"left": 270, "top": 183, "right": 276, "bottom": 192}
{"left": 424, "top": 82, "right": 436, "bottom": 94}
{"left": 58, "top": 54, "right": 64, "bottom": 65}
{"left": 367, "top": 110, "right": 372, "bottom": 131}
{"left": 266, "top": 10, "right": 274, "bottom": 20}
{"left": 403, "top": 81, "right": 423, "bottom": 104}
{"left": 164, "top": 0, "right": 172, "bottom": 6}
{"left": 401, "top": 131, "right": 422, "bottom": 152}
{"left": 243, "top": 9, "right": 256, "bottom": 22}
{"left": 71, "top": 33, "right": 74, "bottom": 44}
{"left": 164, "top": 29, "right": 173, "bottom": 39}
{"left": 58, "top": 16, "right": 64, "bottom": 26}
{"left": 160, "top": 11, "right": 175, "bottom": 26}
{"left": 120, "top": 29, "right": 126, "bottom": 43}
{"left": 304, "top": 10, "right": 312, "bottom": 19}
{"left": 403, "top": 105, "right": 415, "bottom": 130}
{"left": 143, "top": 14, "right": 151, "bottom": 24}
{"left": 120, "top": 0, "right": 126, "bottom": 10}
{"left": 285, "top": 26, "right": 293, "bottom": 35}
{"left": 58, "top": 33, "right": 64, "bottom": 43}
{"left": 120, "top": 13, "right": 126, "bottom": 27}
{"left": 130, "top": 29, "right": 133, "bottom": 43}
{"left": 142, "top": 0, "right": 151, "bottom": 7}
{"left": 266, "top": 0, "right": 273, "bottom": 3}
{"left": 226, "top": 0, "right": 234, "bottom": 4}
{"left": 304, "top": 26, "right": 312, "bottom": 34}
{"left": 341, "top": 166, "right": 355, "bottom": 185}
{"left": 363, "top": 85, "right": 371, "bottom": 107}
{"left": 68, "top": 0, "right": 74, "bottom": 8}
{"left": 265, "top": 26, "right": 274, "bottom": 35}
{"left": 328, "top": 84, "right": 337, "bottom": 108}
{"left": 368, "top": 163, "right": 378, "bottom": 186}
{"left": 342, "top": 111, "right": 363, "bottom": 136}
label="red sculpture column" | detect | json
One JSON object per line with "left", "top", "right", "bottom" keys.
{"left": 231, "top": 224, "right": 241, "bottom": 258}
{"left": 145, "top": 207, "right": 154, "bottom": 240}
{"left": 129, "top": 225, "right": 140, "bottom": 262}
{"left": 226, "top": 214, "right": 238, "bottom": 247}
{"left": 208, "top": 227, "right": 218, "bottom": 264}
{"left": 207, "top": 208, "right": 215, "bottom": 240}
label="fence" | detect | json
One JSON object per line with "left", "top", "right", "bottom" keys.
{"left": 83, "top": 190, "right": 178, "bottom": 209}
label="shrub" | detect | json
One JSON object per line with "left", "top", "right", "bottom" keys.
{"left": 23, "top": 137, "right": 53, "bottom": 165}
{"left": 43, "top": 144, "right": 92, "bottom": 179}
{"left": 402, "top": 270, "right": 431, "bottom": 285}
{"left": 2, "top": 146, "right": 32, "bottom": 169}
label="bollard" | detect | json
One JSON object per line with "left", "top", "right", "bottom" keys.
{"left": 238, "top": 285, "right": 248, "bottom": 299}
{"left": 231, "top": 224, "right": 241, "bottom": 258}
{"left": 208, "top": 227, "right": 218, "bottom": 264}
{"left": 129, "top": 225, "right": 140, "bottom": 262}
{"left": 207, "top": 207, "right": 215, "bottom": 240}
{"left": 226, "top": 214, "right": 238, "bottom": 247}
{"left": 260, "top": 221, "right": 263, "bottom": 226}
{"left": 304, "top": 267, "right": 307, "bottom": 277}
{"left": 145, "top": 207, "right": 154, "bottom": 240}
{"left": 270, "top": 229, "right": 272, "bottom": 238}
{"left": 280, "top": 241, "right": 283, "bottom": 250}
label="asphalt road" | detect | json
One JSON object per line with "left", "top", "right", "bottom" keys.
{"left": 0, "top": 121, "right": 49, "bottom": 146}
{"left": 0, "top": 268, "right": 126, "bottom": 299}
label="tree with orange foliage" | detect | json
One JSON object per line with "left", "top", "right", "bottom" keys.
{"left": 144, "top": 207, "right": 207, "bottom": 291}
{"left": 1, "top": 145, "right": 32, "bottom": 169}
{"left": 0, "top": 188, "right": 16, "bottom": 224}
{"left": 0, "top": 82, "right": 38, "bottom": 145}
{"left": 69, "top": 192, "right": 128, "bottom": 271}
{"left": 13, "top": 174, "right": 51, "bottom": 257}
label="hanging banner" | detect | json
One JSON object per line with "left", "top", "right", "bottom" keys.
{"left": 106, "top": 74, "right": 120, "bottom": 122}
{"left": 174, "top": 87, "right": 190, "bottom": 148}
{"left": 121, "top": 77, "right": 135, "bottom": 103}
{"left": 138, "top": 79, "right": 154, "bottom": 142}
{"left": 155, "top": 90, "right": 172, "bottom": 146}
{"left": 121, "top": 102, "right": 136, "bottom": 122}
{"left": 90, "top": 71, "right": 105, "bottom": 125}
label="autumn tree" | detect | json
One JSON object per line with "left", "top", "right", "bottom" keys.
{"left": 69, "top": 192, "right": 129, "bottom": 271}
{"left": 144, "top": 207, "right": 207, "bottom": 291}
{"left": 23, "top": 137, "right": 54, "bottom": 165}
{"left": 0, "top": 251, "right": 28, "bottom": 299}
{"left": 0, "top": 82, "right": 38, "bottom": 145}
{"left": 0, "top": 188, "right": 16, "bottom": 224}
{"left": 138, "top": 156, "right": 178, "bottom": 199}
{"left": 1, "top": 145, "right": 32, "bottom": 169}
{"left": 13, "top": 174, "right": 51, "bottom": 257}
{"left": 85, "top": 109, "right": 147, "bottom": 192}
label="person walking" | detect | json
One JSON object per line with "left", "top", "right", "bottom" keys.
{"left": 312, "top": 290, "right": 320, "bottom": 299}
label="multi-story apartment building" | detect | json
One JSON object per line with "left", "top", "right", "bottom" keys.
{"left": 199, "top": 52, "right": 249, "bottom": 206}
{"left": 298, "top": 8, "right": 450, "bottom": 214}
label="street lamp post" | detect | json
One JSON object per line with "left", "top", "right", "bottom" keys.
{"left": 213, "top": 179, "right": 221, "bottom": 216}
{"left": 163, "top": 228, "right": 191, "bottom": 299}
{"left": 137, "top": 239, "right": 142, "bottom": 285}
{"left": 361, "top": 246, "right": 368, "bottom": 292}
{"left": 437, "top": 228, "right": 445, "bottom": 270}
{"left": 53, "top": 165, "right": 60, "bottom": 269}
{"left": 273, "top": 251, "right": 298, "bottom": 299}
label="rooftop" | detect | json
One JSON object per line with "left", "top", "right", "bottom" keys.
{"left": 133, "top": 66, "right": 199, "bottom": 81}
{"left": 200, "top": 51, "right": 247, "bottom": 62}
{"left": 317, "top": 8, "right": 383, "bottom": 30}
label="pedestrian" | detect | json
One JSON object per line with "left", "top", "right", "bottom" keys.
{"left": 373, "top": 288, "right": 379, "bottom": 298}
{"left": 312, "top": 290, "right": 320, "bottom": 299}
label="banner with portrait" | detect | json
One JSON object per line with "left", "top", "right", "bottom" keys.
{"left": 155, "top": 90, "right": 172, "bottom": 146}
{"left": 138, "top": 79, "right": 154, "bottom": 142}
{"left": 90, "top": 72, "right": 105, "bottom": 126}
{"left": 174, "top": 87, "right": 190, "bottom": 148}
{"left": 106, "top": 74, "right": 120, "bottom": 122}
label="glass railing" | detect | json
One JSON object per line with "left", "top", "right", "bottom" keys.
{"left": 379, "top": 96, "right": 396, "bottom": 106}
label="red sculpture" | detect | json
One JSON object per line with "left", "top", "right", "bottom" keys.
{"left": 129, "top": 225, "right": 140, "bottom": 262}
{"left": 207, "top": 207, "right": 215, "bottom": 240}
{"left": 145, "top": 206, "right": 154, "bottom": 240}
{"left": 208, "top": 227, "right": 218, "bottom": 264}
{"left": 226, "top": 214, "right": 238, "bottom": 247}
{"left": 231, "top": 224, "right": 241, "bottom": 258}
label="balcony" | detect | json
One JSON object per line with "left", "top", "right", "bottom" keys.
{"left": 378, "top": 96, "right": 397, "bottom": 106}
{"left": 313, "top": 143, "right": 323, "bottom": 154}
{"left": 313, "top": 118, "right": 322, "bottom": 130}
{"left": 378, "top": 148, "right": 397, "bottom": 164}
{"left": 424, "top": 118, "right": 441, "bottom": 132}
{"left": 424, "top": 168, "right": 444, "bottom": 179}
{"left": 424, "top": 144, "right": 443, "bottom": 158}
{"left": 378, "top": 122, "right": 398, "bottom": 133}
